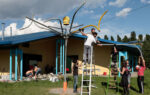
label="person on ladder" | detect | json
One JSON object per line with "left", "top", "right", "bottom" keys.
{"left": 110, "top": 46, "right": 118, "bottom": 82}
{"left": 79, "top": 28, "right": 102, "bottom": 65}
{"left": 111, "top": 46, "right": 118, "bottom": 67}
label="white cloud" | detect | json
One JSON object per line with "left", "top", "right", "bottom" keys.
{"left": 0, "top": 18, "right": 61, "bottom": 37}
{"left": 99, "top": 28, "right": 111, "bottom": 38}
{"left": 116, "top": 8, "right": 132, "bottom": 17}
{"left": 85, "top": 0, "right": 107, "bottom": 8}
{"left": 80, "top": 9, "right": 94, "bottom": 16}
{"left": 0, "top": 0, "right": 82, "bottom": 19}
{"left": 141, "top": 0, "right": 150, "bottom": 4}
{"left": 109, "top": 0, "right": 127, "bottom": 7}
{"left": 0, "top": 17, "right": 80, "bottom": 37}
{"left": 0, "top": 0, "right": 107, "bottom": 19}
{"left": 98, "top": 23, "right": 131, "bottom": 40}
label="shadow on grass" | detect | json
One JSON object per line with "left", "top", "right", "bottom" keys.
{"left": 101, "top": 81, "right": 143, "bottom": 95}
{"left": 130, "top": 86, "right": 139, "bottom": 93}
{"left": 101, "top": 82, "right": 124, "bottom": 94}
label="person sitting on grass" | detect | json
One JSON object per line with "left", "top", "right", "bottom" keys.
{"left": 79, "top": 28, "right": 102, "bottom": 65}
{"left": 136, "top": 56, "right": 146, "bottom": 94}
{"left": 34, "top": 65, "right": 41, "bottom": 80}
{"left": 26, "top": 69, "right": 33, "bottom": 78}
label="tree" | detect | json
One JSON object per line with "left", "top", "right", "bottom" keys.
{"left": 117, "top": 35, "right": 122, "bottom": 42}
{"left": 110, "top": 36, "right": 115, "bottom": 41}
{"left": 145, "top": 34, "right": 150, "bottom": 41}
{"left": 130, "top": 31, "right": 136, "bottom": 41}
{"left": 122, "top": 35, "right": 129, "bottom": 42}
{"left": 142, "top": 34, "right": 150, "bottom": 68}
{"left": 138, "top": 34, "right": 143, "bottom": 41}
{"left": 104, "top": 35, "right": 109, "bottom": 40}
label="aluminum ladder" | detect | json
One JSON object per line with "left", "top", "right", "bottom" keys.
{"left": 81, "top": 46, "right": 94, "bottom": 95}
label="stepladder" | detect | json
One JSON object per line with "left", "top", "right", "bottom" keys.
{"left": 106, "top": 56, "right": 119, "bottom": 95}
{"left": 81, "top": 46, "right": 96, "bottom": 95}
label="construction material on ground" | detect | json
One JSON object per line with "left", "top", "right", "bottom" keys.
{"left": 0, "top": 73, "right": 63, "bottom": 83}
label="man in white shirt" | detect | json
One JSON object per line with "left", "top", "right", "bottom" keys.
{"left": 79, "top": 28, "right": 102, "bottom": 64}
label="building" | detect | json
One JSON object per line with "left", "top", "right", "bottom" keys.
{"left": 0, "top": 31, "right": 141, "bottom": 81}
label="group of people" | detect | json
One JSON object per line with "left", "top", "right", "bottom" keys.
{"left": 71, "top": 28, "right": 146, "bottom": 94}
{"left": 110, "top": 45, "right": 146, "bottom": 95}
{"left": 26, "top": 65, "right": 41, "bottom": 80}
{"left": 72, "top": 28, "right": 101, "bottom": 93}
{"left": 118, "top": 56, "right": 146, "bottom": 95}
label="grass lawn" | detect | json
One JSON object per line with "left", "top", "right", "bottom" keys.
{"left": 0, "top": 70, "right": 150, "bottom": 95}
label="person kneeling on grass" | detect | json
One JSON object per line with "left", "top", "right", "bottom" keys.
{"left": 136, "top": 56, "right": 146, "bottom": 94}
{"left": 34, "top": 66, "right": 41, "bottom": 80}
{"left": 72, "top": 58, "right": 81, "bottom": 93}
{"left": 26, "top": 69, "right": 33, "bottom": 78}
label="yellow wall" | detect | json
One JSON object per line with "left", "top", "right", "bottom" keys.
{"left": 0, "top": 37, "right": 112, "bottom": 75}
{"left": 68, "top": 38, "right": 112, "bottom": 75}
{"left": 19, "top": 38, "right": 56, "bottom": 73}
{"left": 0, "top": 50, "right": 10, "bottom": 73}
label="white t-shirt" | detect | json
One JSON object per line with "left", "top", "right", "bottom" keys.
{"left": 84, "top": 34, "right": 96, "bottom": 46}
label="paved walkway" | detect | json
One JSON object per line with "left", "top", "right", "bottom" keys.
{"left": 49, "top": 88, "right": 80, "bottom": 95}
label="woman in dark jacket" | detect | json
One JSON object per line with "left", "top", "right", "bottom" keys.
{"left": 119, "top": 62, "right": 129, "bottom": 95}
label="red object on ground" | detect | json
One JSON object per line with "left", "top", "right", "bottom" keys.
{"left": 66, "top": 68, "right": 69, "bottom": 72}
{"left": 103, "top": 72, "right": 107, "bottom": 76}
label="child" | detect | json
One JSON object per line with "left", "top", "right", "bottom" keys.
{"left": 136, "top": 56, "right": 146, "bottom": 94}
{"left": 126, "top": 60, "right": 131, "bottom": 89}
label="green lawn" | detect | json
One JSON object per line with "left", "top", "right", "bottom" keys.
{"left": 0, "top": 70, "right": 150, "bottom": 95}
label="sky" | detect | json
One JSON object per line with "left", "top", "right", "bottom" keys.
{"left": 0, "top": 0, "right": 150, "bottom": 40}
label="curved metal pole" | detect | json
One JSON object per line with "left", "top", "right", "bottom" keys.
{"left": 45, "top": 18, "right": 64, "bottom": 34}
{"left": 19, "top": 21, "right": 33, "bottom": 30}
{"left": 69, "top": 2, "right": 86, "bottom": 34}
{"left": 101, "top": 44, "right": 143, "bottom": 58}
{"left": 26, "top": 17, "right": 61, "bottom": 34}
{"left": 72, "top": 24, "right": 99, "bottom": 34}
{"left": 72, "top": 10, "right": 108, "bottom": 34}
{"left": 98, "top": 10, "right": 108, "bottom": 30}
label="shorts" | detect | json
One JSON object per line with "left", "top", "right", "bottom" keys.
{"left": 26, "top": 73, "right": 32, "bottom": 77}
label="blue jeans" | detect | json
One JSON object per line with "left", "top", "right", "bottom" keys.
{"left": 35, "top": 68, "right": 41, "bottom": 75}
{"left": 73, "top": 75, "right": 78, "bottom": 92}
